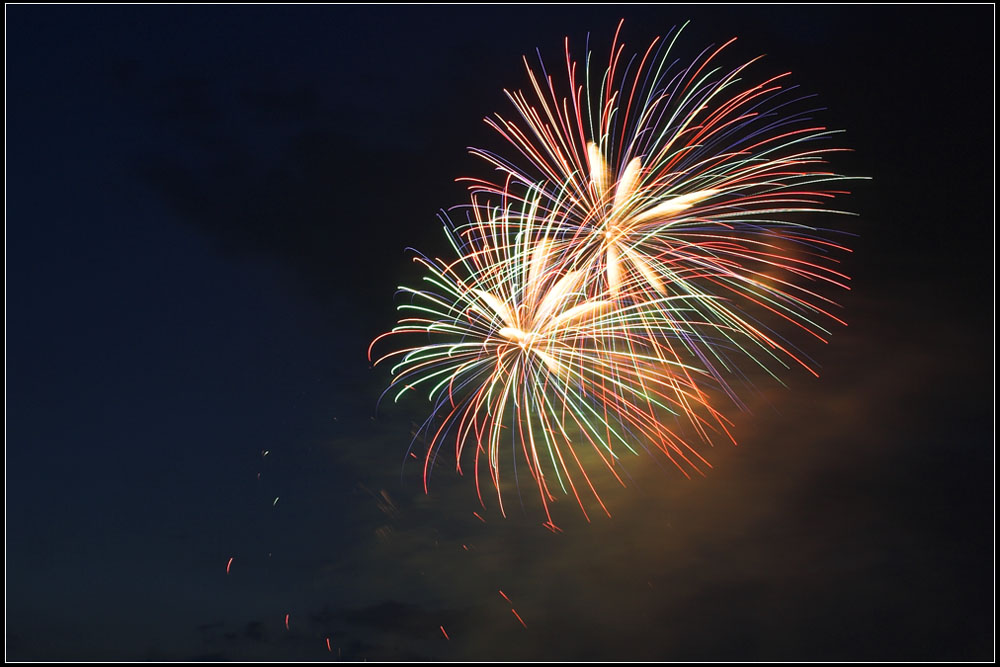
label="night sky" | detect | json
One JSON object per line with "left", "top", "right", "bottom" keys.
{"left": 7, "top": 5, "right": 993, "bottom": 661}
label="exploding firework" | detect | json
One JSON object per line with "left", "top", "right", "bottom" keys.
{"left": 370, "top": 21, "right": 858, "bottom": 524}
{"left": 464, "top": 20, "right": 856, "bottom": 386}
{"left": 371, "top": 189, "right": 742, "bottom": 523}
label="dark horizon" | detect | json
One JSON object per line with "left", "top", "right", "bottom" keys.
{"left": 6, "top": 5, "right": 994, "bottom": 661}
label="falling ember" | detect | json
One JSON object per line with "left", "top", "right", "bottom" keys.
{"left": 326, "top": 637, "right": 332, "bottom": 652}
{"left": 285, "top": 614, "right": 290, "bottom": 631}
{"left": 225, "top": 557, "right": 233, "bottom": 575}
{"left": 440, "top": 625, "right": 450, "bottom": 640}
{"left": 473, "top": 512, "right": 485, "bottom": 523}
{"left": 511, "top": 608, "right": 528, "bottom": 629}
{"left": 499, "top": 589, "right": 511, "bottom": 605}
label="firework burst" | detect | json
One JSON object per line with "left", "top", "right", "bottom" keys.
{"left": 464, "top": 20, "right": 856, "bottom": 385}
{"left": 371, "top": 21, "right": 858, "bottom": 524}
{"left": 370, "top": 190, "right": 738, "bottom": 523}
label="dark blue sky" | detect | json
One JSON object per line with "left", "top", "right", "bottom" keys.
{"left": 7, "top": 5, "right": 993, "bottom": 661}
